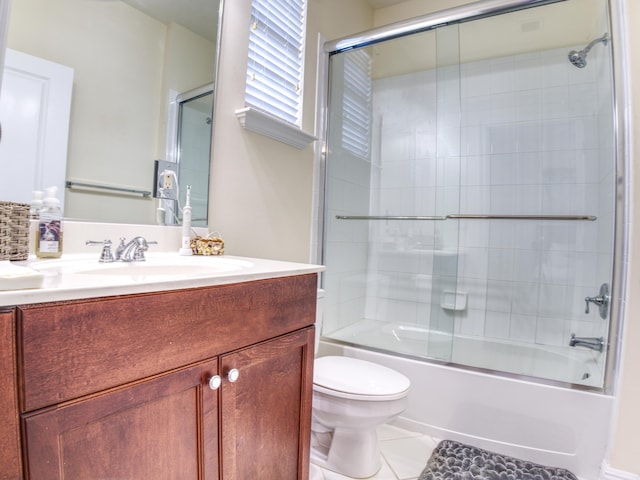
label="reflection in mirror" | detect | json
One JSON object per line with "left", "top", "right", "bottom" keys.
{"left": 166, "top": 83, "right": 213, "bottom": 228}
{"left": 0, "top": 0, "right": 221, "bottom": 226}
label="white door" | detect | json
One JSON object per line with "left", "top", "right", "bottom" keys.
{"left": 0, "top": 49, "right": 73, "bottom": 210}
{"left": 0, "top": 0, "right": 10, "bottom": 94}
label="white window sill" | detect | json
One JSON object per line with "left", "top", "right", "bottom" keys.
{"left": 235, "top": 107, "right": 317, "bottom": 149}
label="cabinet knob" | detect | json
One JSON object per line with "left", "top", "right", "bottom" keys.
{"left": 208, "top": 375, "right": 222, "bottom": 390}
{"left": 227, "top": 368, "right": 240, "bottom": 383}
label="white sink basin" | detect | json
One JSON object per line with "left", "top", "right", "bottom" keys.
{"left": 78, "top": 263, "right": 236, "bottom": 277}
{"left": 29, "top": 254, "right": 254, "bottom": 279}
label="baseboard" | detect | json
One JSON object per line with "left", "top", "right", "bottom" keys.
{"left": 601, "top": 463, "right": 640, "bottom": 480}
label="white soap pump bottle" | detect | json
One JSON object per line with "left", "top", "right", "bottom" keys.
{"left": 179, "top": 185, "right": 193, "bottom": 256}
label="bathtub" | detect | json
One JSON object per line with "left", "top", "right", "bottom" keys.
{"left": 385, "top": 323, "right": 604, "bottom": 387}
{"left": 319, "top": 324, "right": 614, "bottom": 480}
{"left": 327, "top": 319, "right": 605, "bottom": 387}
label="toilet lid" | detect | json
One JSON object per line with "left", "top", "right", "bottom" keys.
{"left": 314, "top": 356, "right": 410, "bottom": 397}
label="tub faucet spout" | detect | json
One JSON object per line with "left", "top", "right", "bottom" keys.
{"left": 569, "top": 334, "right": 604, "bottom": 353}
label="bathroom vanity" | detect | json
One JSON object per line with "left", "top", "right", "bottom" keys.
{"left": 0, "top": 254, "right": 321, "bottom": 479}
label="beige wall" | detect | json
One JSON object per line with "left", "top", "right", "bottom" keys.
{"left": 211, "top": 0, "right": 639, "bottom": 474}
{"left": 208, "top": 0, "right": 372, "bottom": 262}
{"left": 371, "top": 0, "right": 602, "bottom": 79}
{"left": 157, "top": 21, "right": 216, "bottom": 156}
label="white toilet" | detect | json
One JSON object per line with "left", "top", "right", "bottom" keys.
{"left": 311, "top": 292, "right": 411, "bottom": 478}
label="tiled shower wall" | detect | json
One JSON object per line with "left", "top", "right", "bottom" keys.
{"left": 458, "top": 45, "right": 613, "bottom": 346}
{"left": 323, "top": 42, "right": 614, "bottom": 351}
{"left": 365, "top": 44, "right": 614, "bottom": 347}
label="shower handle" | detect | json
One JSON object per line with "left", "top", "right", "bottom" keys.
{"left": 584, "top": 283, "right": 610, "bottom": 319}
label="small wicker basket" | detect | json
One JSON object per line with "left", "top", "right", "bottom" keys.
{"left": 9, "top": 202, "right": 30, "bottom": 261}
{"left": 0, "top": 201, "right": 30, "bottom": 261}
{"left": 190, "top": 232, "right": 224, "bottom": 256}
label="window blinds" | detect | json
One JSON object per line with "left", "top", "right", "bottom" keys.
{"left": 246, "top": 0, "right": 306, "bottom": 127}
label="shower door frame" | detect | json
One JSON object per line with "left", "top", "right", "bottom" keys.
{"left": 313, "top": 0, "right": 630, "bottom": 395}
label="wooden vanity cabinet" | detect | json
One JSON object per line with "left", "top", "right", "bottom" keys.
{"left": 15, "top": 274, "right": 317, "bottom": 480}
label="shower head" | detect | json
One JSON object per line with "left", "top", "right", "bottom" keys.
{"left": 568, "top": 33, "right": 609, "bottom": 68}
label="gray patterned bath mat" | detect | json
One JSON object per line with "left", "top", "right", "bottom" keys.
{"left": 419, "top": 440, "right": 579, "bottom": 480}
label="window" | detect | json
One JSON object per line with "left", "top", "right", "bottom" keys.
{"left": 246, "top": 0, "right": 306, "bottom": 126}
{"left": 237, "top": 0, "right": 315, "bottom": 148}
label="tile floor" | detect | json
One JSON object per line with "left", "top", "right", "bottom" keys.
{"left": 310, "top": 424, "right": 440, "bottom": 480}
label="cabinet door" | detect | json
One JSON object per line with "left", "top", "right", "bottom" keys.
{"left": 220, "top": 327, "right": 314, "bottom": 480}
{"left": 23, "top": 359, "right": 219, "bottom": 480}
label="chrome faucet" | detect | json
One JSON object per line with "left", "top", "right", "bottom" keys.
{"left": 115, "top": 236, "right": 157, "bottom": 262}
{"left": 569, "top": 334, "right": 604, "bottom": 353}
{"left": 87, "top": 236, "right": 157, "bottom": 262}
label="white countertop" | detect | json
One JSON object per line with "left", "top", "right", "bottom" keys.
{"left": 0, "top": 253, "right": 324, "bottom": 306}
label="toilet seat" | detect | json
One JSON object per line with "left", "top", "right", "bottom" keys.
{"left": 314, "top": 356, "right": 410, "bottom": 401}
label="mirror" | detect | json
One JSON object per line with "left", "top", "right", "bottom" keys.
{"left": 0, "top": 0, "right": 221, "bottom": 226}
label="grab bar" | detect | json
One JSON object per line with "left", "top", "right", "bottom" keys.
{"left": 66, "top": 180, "right": 152, "bottom": 198}
{"left": 336, "top": 214, "right": 597, "bottom": 221}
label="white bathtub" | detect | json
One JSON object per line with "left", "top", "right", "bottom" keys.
{"left": 319, "top": 327, "right": 614, "bottom": 480}
{"left": 384, "top": 323, "right": 605, "bottom": 387}
{"left": 327, "top": 319, "right": 605, "bottom": 387}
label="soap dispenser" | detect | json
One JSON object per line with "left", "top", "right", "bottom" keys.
{"left": 36, "top": 186, "right": 63, "bottom": 258}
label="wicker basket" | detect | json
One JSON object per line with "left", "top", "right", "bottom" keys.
{"left": 9, "top": 203, "right": 30, "bottom": 261}
{"left": 0, "top": 201, "right": 30, "bottom": 261}
{"left": 190, "top": 233, "right": 224, "bottom": 256}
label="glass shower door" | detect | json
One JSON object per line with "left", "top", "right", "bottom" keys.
{"left": 321, "top": 26, "right": 460, "bottom": 364}
{"left": 321, "top": 0, "right": 615, "bottom": 389}
{"left": 176, "top": 89, "right": 214, "bottom": 227}
{"left": 448, "top": 0, "right": 615, "bottom": 387}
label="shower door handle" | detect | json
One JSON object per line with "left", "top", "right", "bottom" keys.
{"left": 584, "top": 283, "right": 610, "bottom": 319}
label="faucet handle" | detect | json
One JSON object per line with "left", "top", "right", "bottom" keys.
{"left": 86, "top": 239, "right": 114, "bottom": 263}
{"left": 114, "top": 237, "right": 127, "bottom": 261}
{"left": 584, "top": 297, "right": 592, "bottom": 314}
{"left": 584, "top": 283, "right": 610, "bottom": 319}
